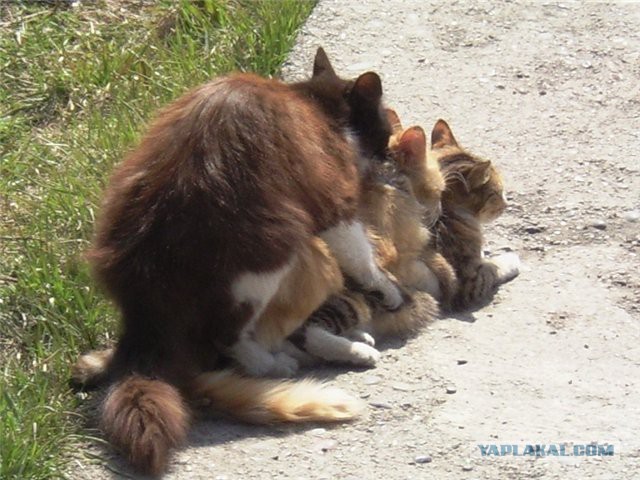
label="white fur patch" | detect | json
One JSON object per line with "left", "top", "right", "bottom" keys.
{"left": 321, "top": 221, "right": 403, "bottom": 310}
{"left": 230, "top": 259, "right": 296, "bottom": 376}
{"left": 305, "top": 326, "right": 380, "bottom": 367}
{"left": 491, "top": 252, "right": 521, "bottom": 284}
{"left": 407, "top": 260, "right": 441, "bottom": 299}
{"left": 231, "top": 260, "right": 294, "bottom": 311}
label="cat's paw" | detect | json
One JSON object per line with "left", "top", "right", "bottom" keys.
{"left": 492, "top": 252, "right": 520, "bottom": 284}
{"left": 367, "top": 273, "right": 414, "bottom": 312}
{"left": 348, "top": 329, "right": 376, "bottom": 347}
{"left": 348, "top": 342, "right": 381, "bottom": 367}
{"left": 269, "top": 352, "right": 299, "bottom": 378}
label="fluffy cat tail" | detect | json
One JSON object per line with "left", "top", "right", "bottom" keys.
{"left": 100, "top": 375, "right": 190, "bottom": 477}
{"left": 371, "top": 291, "right": 439, "bottom": 337}
{"left": 192, "top": 370, "right": 364, "bottom": 423}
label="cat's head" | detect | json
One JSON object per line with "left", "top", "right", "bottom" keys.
{"left": 430, "top": 119, "right": 507, "bottom": 223}
{"left": 387, "top": 109, "right": 445, "bottom": 224}
{"left": 297, "top": 47, "right": 391, "bottom": 162}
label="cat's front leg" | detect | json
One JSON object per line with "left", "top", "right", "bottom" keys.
{"left": 320, "top": 220, "right": 411, "bottom": 312}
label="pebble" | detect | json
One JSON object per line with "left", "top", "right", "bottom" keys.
{"left": 591, "top": 219, "right": 607, "bottom": 230}
{"left": 316, "top": 440, "right": 338, "bottom": 452}
{"left": 392, "top": 382, "right": 414, "bottom": 392}
{"left": 623, "top": 210, "right": 640, "bottom": 223}
{"left": 309, "top": 428, "right": 327, "bottom": 436}
{"left": 363, "top": 375, "right": 381, "bottom": 385}
{"left": 462, "top": 464, "right": 474, "bottom": 472}
{"left": 457, "top": 359, "right": 468, "bottom": 365}
{"left": 524, "top": 225, "right": 545, "bottom": 234}
{"left": 446, "top": 385, "right": 457, "bottom": 394}
{"left": 369, "top": 401, "right": 393, "bottom": 409}
{"left": 414, "top": 455, "right": 432, "bottom": 464}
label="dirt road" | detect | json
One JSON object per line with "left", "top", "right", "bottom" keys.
{"left": 81, "top": 1, "right": 640, "bottom": 478}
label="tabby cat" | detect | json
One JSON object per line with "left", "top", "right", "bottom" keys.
{"left": 427, "top": 119, "right": 520, "bottom": 310}
{"left": 79, "top": 47, "right": 409, "bottom": 476}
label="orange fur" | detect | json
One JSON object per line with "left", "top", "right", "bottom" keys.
{"left": 254, "top": 237, "right": 343, "bottom": 350}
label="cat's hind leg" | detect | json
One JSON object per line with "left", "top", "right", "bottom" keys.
{"left": 229, "top": 259, "right": 300, "bottom": 377}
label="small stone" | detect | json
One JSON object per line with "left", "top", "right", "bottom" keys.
{"left": 496, "top": 84, "right": 506, "bottom": 89}
{"left": 584, "top": 344, "right": 589, "bottom": 349}
{"left": 539, "top": 90, "right": 547, "bottom": 95}
{"left": 417, "top": 58, "right": 426, "bottom": 63}
{"left": 623, "top": 210, "right": 640, "bottom": 223}
{"left": 524, "top": 225, "right": 545, "bottom": 234}
{"left": 591, "top": 219, "right": 607, "bottom": 230}
{"left": 369, "top": 401, "right": 392, "bottom": 409}
{"left": 446, "top": 385, "right": 457, "bottom": 394}
{"left": 392, "top": 382, "right": 414, "bottom": 392}
{"left": 363, "top": 375, "right": 381, "bottom": 385}
{"left": 414, "top": 455, "right": 432, "bottom": 464}
{"left": 316, "top": 440, "right": 337, "bottom": 452}
{"left": 462, "top": 464, "right": 474, "bottom": 472}
{"left": 309, "top": 428, "right": 326, "bottom": 436}
{"left": 457, "top": 359, "right": 468, "bottom": 365}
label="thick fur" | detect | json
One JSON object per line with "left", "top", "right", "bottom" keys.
{"left": 192, "top": 370, "right": 363, "bottom": 423}
{"left": 101, "top": 376, "right": 189, "bottom": 477}
{"left": 279, "top": 116, "right": 449, "bottom": 366}
{"left": 83, "top": 48, "right": 397, "bottom": 476}
{"left": 429, "top": 119, "right": 520, "bottom": 310}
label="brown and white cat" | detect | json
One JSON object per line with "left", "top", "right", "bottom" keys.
{"left": 428, "top": 119, "right": 520, "bottom": 310}
{"left": 82, "top": 48, "right": 409, "bottom": 476}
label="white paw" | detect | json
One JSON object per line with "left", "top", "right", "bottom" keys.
{"left": 349, "top": 329, "right": 376, "bottom": 347}
{"left": 492, "top": 252, "right": 520, "bottom": 283}
{"left": 349, "top": 342, "right": 381, "bottom": 367}
{"left": 269, "top": 352, "right": 299, "bottom": 377}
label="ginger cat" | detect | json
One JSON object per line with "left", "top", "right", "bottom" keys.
{"left": 77, "top": 48, "right": 409, "bottom": 476}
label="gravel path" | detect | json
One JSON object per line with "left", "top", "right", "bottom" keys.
{"left": 79, "top": 1, "right": 640, "bottom": 478}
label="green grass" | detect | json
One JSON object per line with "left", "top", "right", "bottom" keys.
{"left": 0, "top": 1, "right": 315, "bottom": 477}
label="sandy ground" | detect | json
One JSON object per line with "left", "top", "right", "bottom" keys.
{"left": 76, "top": 1, "right": 640, "bottom": 478}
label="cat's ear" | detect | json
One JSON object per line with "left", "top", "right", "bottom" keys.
{"left": 352, "top": 72, "right": 383, "bottom": 102}
{"left": 468, "top": 161, "right": 492, "bottom": 188}
{"left": 313, "top": 47, "right": 336, "bottom": 77}
{"left": 396, "top": 126, "right": 427, "bottom": 162}
{"left": 431, "top": 119, "right": 458, "bottom": 149}
{"left": 385, "top": 108, "right": 403, "bottom": 134}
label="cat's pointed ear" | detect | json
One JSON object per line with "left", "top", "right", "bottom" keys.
{"left": 468, "top": 160, "right": 492, "bottom": 188}
{"left": 352, "top": 72, "right": 383, "bottom": 102}
{"left": 313, "top": 47, "right": 336, "bottom": 77}
{"left": 385, "top": 108, "right": 403, "bottom": 134}
{"left": 397, "top": 126, "right": 427, "bottom": 162}
{"left": 431, "top": 119, "right": 458, "bottom": 149}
